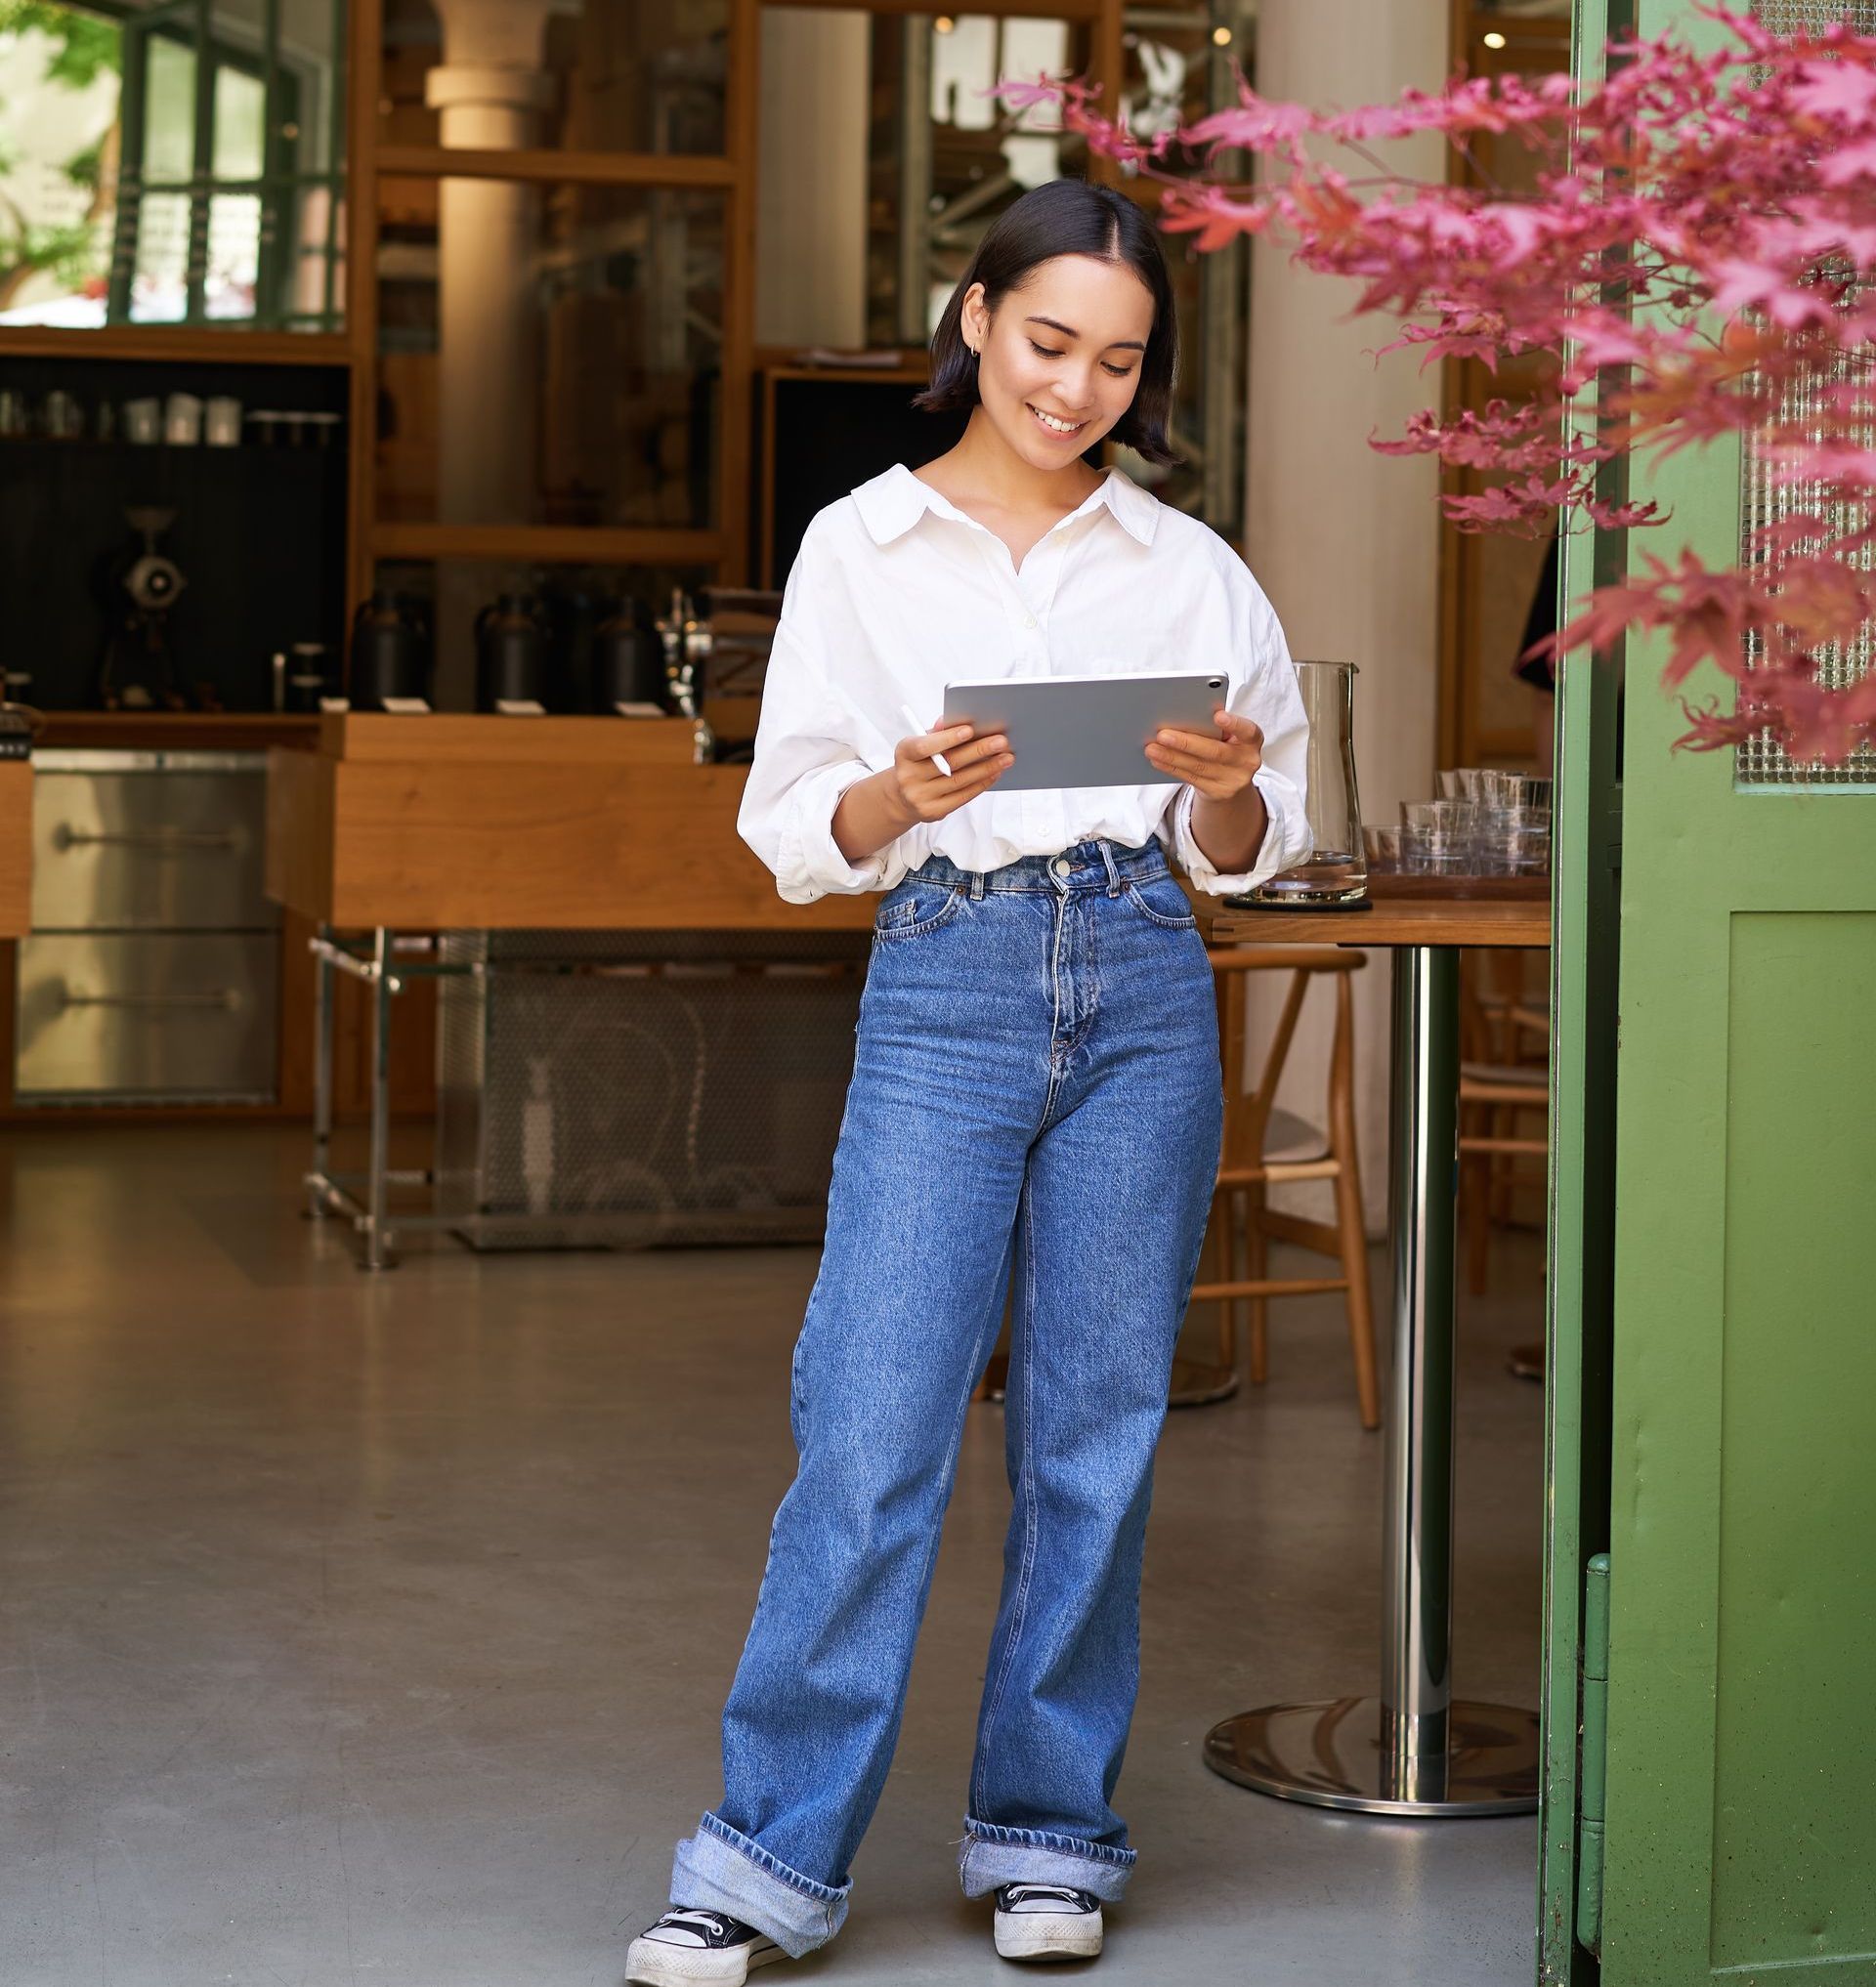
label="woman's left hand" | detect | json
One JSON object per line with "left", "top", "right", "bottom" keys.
{"left": 1143, "top": 707, "right": 1264, "bottom": 800}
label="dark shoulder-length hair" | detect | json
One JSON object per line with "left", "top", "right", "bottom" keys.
{"left": 913, "top": 179, "right": 1180, "bottom": 467}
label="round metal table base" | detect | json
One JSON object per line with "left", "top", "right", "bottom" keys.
{"left": 1204, "top": 1697, "right": 1541, "bottom": 1816}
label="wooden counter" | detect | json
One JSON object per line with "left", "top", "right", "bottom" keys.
{"left": 0, "top": 759, "right": 29, "bottom": 939}
{"left": 266, "top": 713, "right": 874, "bottom": 932}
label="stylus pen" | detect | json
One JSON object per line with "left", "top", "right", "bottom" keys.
{"left": 901, "top": 698, "right": 953, "bottom": 777}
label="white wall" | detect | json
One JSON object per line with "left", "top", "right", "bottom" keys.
{"left": 1243, "top": 0, "right": 1450, "bottom": 1230}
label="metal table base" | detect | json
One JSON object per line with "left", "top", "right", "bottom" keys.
{"left": 304, "top": 925, "right": 842, "bottom": 1270}
{"left": 304, "top": 926, "right": 443, "bottom": 1272}
{"left": 1204, "top": 945, "right": 1541, "bottom": 1817}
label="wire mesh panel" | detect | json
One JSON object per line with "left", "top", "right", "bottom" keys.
{"left": 1737, "top": 0, "right": 1876, "bottom": 787}
{"left": 436, "top": 930, "right": 870, "bottom": 1250}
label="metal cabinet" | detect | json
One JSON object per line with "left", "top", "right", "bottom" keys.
{"left": 15, "top": 750, "right": 279, "bottom": 1105}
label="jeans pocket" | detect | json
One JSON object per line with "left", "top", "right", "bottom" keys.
{"left": 873, "top": 882, "right": 966, "bottom": 942}
{"left": 1123, "top": 874, "right": 1199, "bottom": 930}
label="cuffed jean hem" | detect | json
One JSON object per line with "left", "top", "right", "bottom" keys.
{"left": 669, "top": 1811, "right": 850, "bottom": 1959}
{"left": 957, "top": 1815, "right": 1137, "bottom": 1904}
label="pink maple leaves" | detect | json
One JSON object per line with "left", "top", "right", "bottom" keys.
{"left": 996, "top": 2, "right": 1876, "bottom": 762}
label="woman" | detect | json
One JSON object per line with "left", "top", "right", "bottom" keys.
{"left": 626, "top": 178, "right": 1310, "bottom": 1985}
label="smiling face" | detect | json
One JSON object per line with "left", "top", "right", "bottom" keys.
{"left": 959, "top": 252, "right": 1156, "bottom": 471}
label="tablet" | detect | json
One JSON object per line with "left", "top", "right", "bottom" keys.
{"left": 941, "top": 671, "right": 1228, "bottom": 792}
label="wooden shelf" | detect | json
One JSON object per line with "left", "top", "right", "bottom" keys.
{"left": 754, "top": 0, "right": 1102, "bottom": 17}
{"left": 751, "top": 344, "right": 929, "bottom": 375}
{"left": 761, "top": 361, "right": 931, "bottom": 386}
{"left": 375, "top": 146, "right": 736, "bottom": 188}
{"left": 369, "top": 522, "right": 728, "bottom": 567}
{"left": 34, "top": 712, "right": 321, "bottom": 751}
{"left": 0, "top": 327, "right": 350, "bottom": 367}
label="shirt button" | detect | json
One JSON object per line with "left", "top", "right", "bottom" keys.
{"left": 1052, "top": 858, "right": 1071, "bottom": 877}
{"left": 1020, "top": 613, "right": 1037, "bottom": 629}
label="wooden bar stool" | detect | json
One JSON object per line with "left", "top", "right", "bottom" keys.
{"left": 1459, "top": 961, "right": 1551, "bottom": 1296}
{"left": 1172, "top": 945, "right": 1382, "bottom": 1428}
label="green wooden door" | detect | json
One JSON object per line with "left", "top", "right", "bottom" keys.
{"left": 1543, "top": 4, "right": 1876, "bottom": 1982}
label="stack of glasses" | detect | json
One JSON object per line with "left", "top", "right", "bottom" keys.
{"left": 1364, "top": 770, "right": 1553, "bottom": 878}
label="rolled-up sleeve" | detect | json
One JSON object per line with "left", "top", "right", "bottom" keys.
{"left": 737, "top": 529, "right": 913, "bottom": 904}
{"left": 1168, "top": 576, "right": 1314, "bottom": 897}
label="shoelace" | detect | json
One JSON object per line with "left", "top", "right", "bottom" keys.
{"left": 647, "top": 1908, "right": 755, "bottom": 1947}
{"left": 1000, "top": 1882, "right": 1097, "bottom": 1913}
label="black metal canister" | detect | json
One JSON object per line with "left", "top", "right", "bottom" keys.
{"left": 590, "top": 596, "right": 666, "bottom": 713}
{"left": 475, "top": 594, "right": 548, "bottom": 711}
{"left": 348, "top": 590, "right": 431, "bottom": 710}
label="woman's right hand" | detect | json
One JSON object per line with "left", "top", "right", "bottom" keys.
{"left": 883, "top": 723, "right": 1014, "bottom": 827}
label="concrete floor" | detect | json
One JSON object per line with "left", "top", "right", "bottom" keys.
{"left": 0, "top": 1122, "right": 1549, "bottom": 1987}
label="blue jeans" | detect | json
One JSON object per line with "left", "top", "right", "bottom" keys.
{"left": 670, "top": 838, "right": 1223, "bottom": 1957}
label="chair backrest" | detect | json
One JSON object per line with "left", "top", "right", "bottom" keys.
{"left": 1207, "top": 945, "right": 1367, "bottom": 1171}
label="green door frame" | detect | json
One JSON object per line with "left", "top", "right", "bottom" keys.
{"left": 1544, "top": 4, "right": 1876, "bottom": 1983}
{"left": 1538, "top": 1, "right": 1629, "bottom": 1976}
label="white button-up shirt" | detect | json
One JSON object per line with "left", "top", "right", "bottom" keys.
{"left": 737, "top": 462, "right": 1312, "bottom": 903}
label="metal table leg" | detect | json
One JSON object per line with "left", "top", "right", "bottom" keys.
{"left": 362, "top": 926, "right": 395, "bottom": 1271}
{"left": 1202, "top": 943, "right": 1540, "bottom": 1815}
{"left": 301, "top": 925, "right": 424, "bottom": 1270}
{"left": 307, "top": 922, "right": 335, "bottom": 1219}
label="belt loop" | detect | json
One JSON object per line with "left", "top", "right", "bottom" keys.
{"left": 970, "top": 868, "right": 986, "bottom": 901}
{"left": 1097, "top": 839, "right": 1122, "bottom": 897}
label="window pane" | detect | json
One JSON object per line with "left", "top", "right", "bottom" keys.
{"left": 130, "top": 190, "right": 191, "bottom": 321}
{"left": 206, "top": 191, "right": 260, "bottom": 318}
{"left": 381, "top": 0, "right": 729, "bottom": 156}
{"left": 284, "top": 185, "right": 345, "bottom": 328}
{"left": 145, "top": 35, "right": 197, "bottom": 183}
{"left": 212, "top": 64, "right": 266, "bottom": 181}
{"left": 376, "top": 177, "right": 723, "bottom": 529}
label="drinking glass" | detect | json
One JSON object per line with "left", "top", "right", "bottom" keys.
{"left": 1401, "top": 798, "right": 1472, "bottom": 873}
{"left": 1475, "top": 804, "right": 1552, "bottom": 874}
{"left": 1240, "top": 660, "right": 1368, "bottom": 905}
{"left": 1362, "top": 823, "right": 1401, "bottom": 872}
{"left": 1474, "top": 768, "right": 1552, "bottom": 809}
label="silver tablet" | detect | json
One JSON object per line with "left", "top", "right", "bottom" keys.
{"left": 941, "top": 671, "right": 1228, "bottom": 792}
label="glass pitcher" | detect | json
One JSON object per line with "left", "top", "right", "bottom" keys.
{"left": 1240, "top": 660, "right": 1368, "bottom": 907}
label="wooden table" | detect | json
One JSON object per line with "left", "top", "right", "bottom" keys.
{"left": 266, "top": 714, "right": 874, "bottom": 1267}
{"left": 1201, "top": 891, "right": 1552, "bottom": 1817}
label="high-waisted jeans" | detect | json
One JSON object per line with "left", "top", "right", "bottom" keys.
{"left": 669, "top": 837, "right": 1224, "bottom": 1956}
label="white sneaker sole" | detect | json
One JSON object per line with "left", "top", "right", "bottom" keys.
{"left": 624, "top": 1932, "right": 786, "bottom": 1985}
{"left": 995, "top": 1910, "right": 1105, "bottom": 1962}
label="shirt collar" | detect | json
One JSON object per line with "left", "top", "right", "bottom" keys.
{"left": 852, "top": 461, "right": 1160, "bottom": 550}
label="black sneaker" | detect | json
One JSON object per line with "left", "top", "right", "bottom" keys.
{"left": 993, "top": 1881, "right": 1105, "bottom": 1962}
{"left": 624, "top": 1905, "right": 786, "bottom": 1984}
